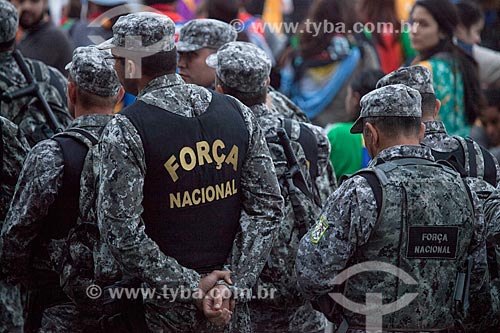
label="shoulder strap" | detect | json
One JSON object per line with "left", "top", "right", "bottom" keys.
{"left": 480, "top": 145, "right": 498, "bottom": 187}
{"left": 356, "top": 170, "right": 382, "bottom": 218}
{"left": 453, "top": 136, "right": 477, "bottom": 178}
{"left": 43, "top": 129, "right": 97, "bottom": 239}
{"left": 61, "top": 128, "right": 99, "bottom": 146}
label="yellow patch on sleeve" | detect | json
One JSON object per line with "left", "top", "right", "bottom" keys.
{"left": 310, "top": 215, "right": 329, "bottom": 244}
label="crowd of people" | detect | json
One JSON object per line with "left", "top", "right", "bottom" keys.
{"left": 1, "top": 0, "right": 500, "bottom": 332}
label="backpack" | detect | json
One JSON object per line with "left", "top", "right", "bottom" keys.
{"left": 46, "top": 128, "right": 99, "bottom": 277}
{"left": 338, "top": 158, "right": 498, "bottom": 331}
{"left": 0, "top": 56, "right": 72, "bottom": 147}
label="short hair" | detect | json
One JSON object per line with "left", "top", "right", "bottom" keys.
{"left": 363, "top": 116, "right": 422, "bottom": 138}
{"left": 141, "top": 48, "right": 177, "bottom": 78}
{"left": 70, "top": 77, "right": 119, "bottom": 109}
{"left": 420, "top": 92, "right": 437, "bottom": 117}
{"left": 215, "top": 75, "right": 266, "bottom": 107}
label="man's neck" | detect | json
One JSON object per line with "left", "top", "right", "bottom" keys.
{"left": 75, "top": 106, "right": 114, "bottom": 118}
{"left": 421, "top": 116, "right": 435, "bottom": 122}
{"left": 377, "top": 137, "right": 420, "bottom": 154}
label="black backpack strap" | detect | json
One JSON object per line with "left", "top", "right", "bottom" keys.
{"left": 480, "top": 145, "right": 498, "bottom": 187}
{"left": 454, "top": 136, "right": 477, "bottom": 178}
{"left": 356, "top": 171, "right": 382, "bottom": 218}
{"left": 63, "top": 128, "right": 99, "bottom": 145}
{"left": 283, "top": 117, "right": 293, "bottom": 137}
{"left": 42, "top": 130, "right": 96, "bottom": 240}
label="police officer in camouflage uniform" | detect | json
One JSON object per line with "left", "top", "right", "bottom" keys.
{"left": 177, "top": 18, "right": 237, "bottom": 88}
{"left": 96, "top": 12, "right": 283, "bottom": 332}
{"left": 377, "top": 66, "right": 500, "bottom": 188}
{"left": 207, "top": 41, "right": 325, "bottom": 333}
{"left": 35, "top": 46, "right": 126, "bottom": 333}
{"left": 376, "top": 65, "right": 500, "bottom": 330}
{"left": 296, "top": 84, "right": 500, "bottom": 332}
{"left": 0, "top": 0, "right": 72, "bottom": 146}
{"left": 0, "top": 116, "right": 29, "bottom": 333}
{"left": 1, "top": 46, "right": 124, "bottom": 333}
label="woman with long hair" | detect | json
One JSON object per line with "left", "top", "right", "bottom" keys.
{"left": 409, "top": 0, "right": 483, "bottom": 137}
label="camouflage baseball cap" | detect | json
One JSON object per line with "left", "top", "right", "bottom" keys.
{"left": 65, "top": 46, "right": 121, "bottom": 97}
{"left": 206, "top": 41, "right": 271, "bottom": 93}
{"left": 0, "top": 0, "right": 18, "bottom": 44}
{"left": 177, "top": 19, "right": 237, "bottom": 52}
{"left": 97, "top": 12, "right": 175, "bottom": 54}
{"left": 376, "top": 65, "right": 435, "bottom": 95}
{"left": 350, "top": 84, "right": 422, "bottom": 134}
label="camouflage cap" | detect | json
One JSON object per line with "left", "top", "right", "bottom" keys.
{"left": 350, "top": 84, "right": 422, "bottom": 134}
{"left": 177, "top": 19, "right": 237, "bottom": 52}
{"left": 376, "top": 65, "right": 435, "bottom": 95}
{"left": 65, "top": 46, "right": 121, "bottom": 97}
{"left": 0, "top": 0, "right": 18, "bottom": 44}
{"left": 206, "top": 41, "right": 271, "bottom": 93}
{"left": 97, "top": 12, "right": 175, "bottom": 54}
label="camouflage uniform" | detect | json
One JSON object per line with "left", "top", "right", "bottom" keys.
{"left": 37, "top": 48, "right": 125, "bottom": 333}
{"left": 296, "top": 85, "right": 498, "bottom": 331}
{"left": 207, "top": 41, "right": 325, "bottom": 332}
{"left": 1, "top": 46, "right": 121, "bottom": 333}
{"left": 0, "top": 116, "right": 29, "bottom": 333}
{"left": 377, "top": 66, "right": 500, "bottom": 329}
{"left": 96, "top": 13, "right": 283, "bottom": 333}
{"left": 377, "top": 66, "right": 500, "bottom": 187}
{"left": 268, "top": 87, "right": 309, "bottom": 123}
{"left": 0, "top": 0, "right": 72, "bottom": 146}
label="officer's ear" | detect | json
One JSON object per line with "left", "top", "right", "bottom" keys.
{"left": 115, "top": 86, "right": 125, "bottom": 104}
{"left": 419, "top": 122, "right": 426, "bottom": 142}
{"left": 67, "top": 80, "right": 77, "bottom": 105}
{"left": 434, "top": 99, "right": 441, "bottom": 118}
{"left": 364, "top": 122, "right": 378, "bottom": 144}
{"left": 124, "top": 59, "right": 138, "bottom": 79}
{"left": 215, "top": 84, "right": 224, "bottom": 94}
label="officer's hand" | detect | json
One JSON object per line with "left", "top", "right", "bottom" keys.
{"left": 198, "top": 270, "right": 232, "bottom": 294}
{"left": 202, "top": 285, "right": 234, "bottom": 325}
{"left": 195, "top": 270, "right": 232, "bottom": 310}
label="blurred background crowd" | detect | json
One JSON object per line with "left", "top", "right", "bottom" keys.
{"left": 10, "top": 0, "right": 500, "bottom": 179}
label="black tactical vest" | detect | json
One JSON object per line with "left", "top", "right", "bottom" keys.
{"left": 122, "top": 92, "right": 249, "bottom": 274}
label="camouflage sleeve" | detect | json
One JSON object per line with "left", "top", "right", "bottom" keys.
{"left": 304, "top": 123, "right": 337, "bottom": 202}
{"left": 0, "top": 117, "right": 29, "bottom": 221}
{"left": 295, "top": 175, "right": 377, "bottom": 300}
{"left": 485, "top": 186, "right": 500, "bottom": 245}
{"left": 0, "top": 140, "right": 63, "bottom": 279}
{"left": 228, "top": 101, "right": 284, "bottom": 294}
{"left": 96, "top": 115, "right": 201, "bottom": 294}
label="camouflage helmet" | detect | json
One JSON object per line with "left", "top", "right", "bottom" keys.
{"left": 351, "top": 84, "right": 422, "bottom": 134}
{"left": 177, "top": 19, "right": 238, "bottom": 52}
{"left": 377, "top": 65, "right": 435, "bottom": 95}
{"left": 65, "top": 46, "right": 121, "bottom": 97}
{"left": 206, "top": 41, "right": 271, "bottom": 93}
{"left": 0, "top": 0, "right": 18, "bottom": 44}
